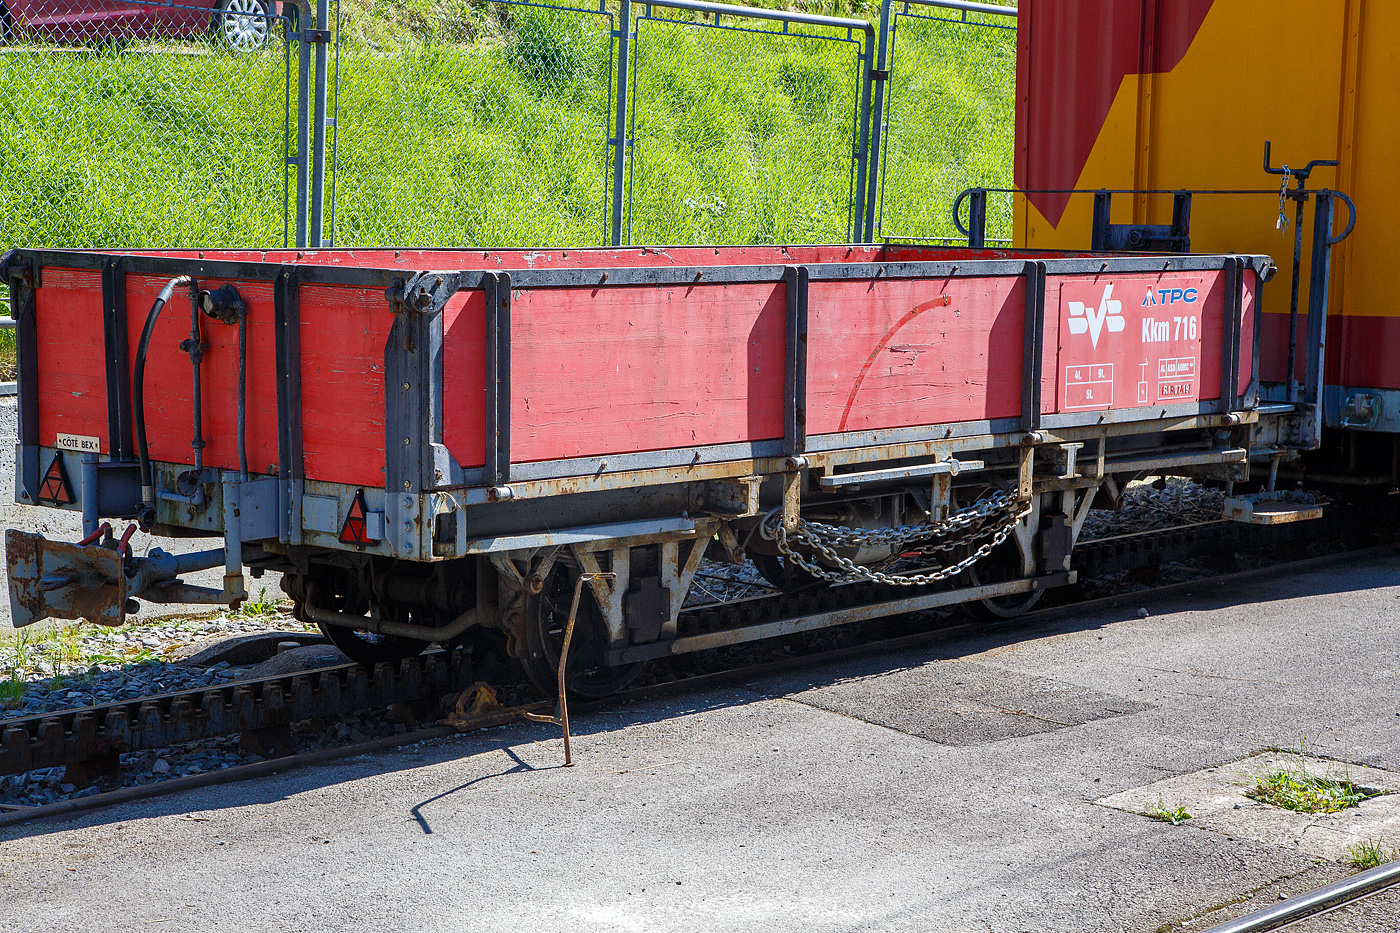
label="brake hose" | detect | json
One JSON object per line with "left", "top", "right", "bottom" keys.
{"left": 134, "top": 275, "right": 194, "bottom": 510}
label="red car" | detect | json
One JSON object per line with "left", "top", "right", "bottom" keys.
{"left": 1, "top": 0, "right": 288, "bottom": 50}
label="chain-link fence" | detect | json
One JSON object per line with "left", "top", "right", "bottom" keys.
{"left": 324, "top": 0, "right": 617, "bottom": 248}
{"left": 0, "top": 0, "right": 298, "bottom": 250}
{"left": 872, "top": 0, "right": 1016, "bottom": 243}
{"left": 0, "top": 0, "right": 1024, "bottom": 256}
{"left": 626, "top": 0, "right": 872, "bottom": 245}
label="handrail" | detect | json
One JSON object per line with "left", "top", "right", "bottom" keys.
{"left": 643, "top": 0, "right": 875, "bottom": 35}
{"left": 898, "top": 0, "right": 1017, "bottom": 18}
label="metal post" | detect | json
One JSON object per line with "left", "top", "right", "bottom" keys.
{"left": 967, "top": 188, "right": 987, "bottom": 248}
{"left": 294, "top": 1, "right": 313, "bottom": 249}
{"left": 519, "top": 572, "right": 615, "bottom": 768}
{"left": 852, "top": 26, "right": 876, "bottom": 243}
{"left": 866, "top": 0, "right": 894, "bottom": 241}
{"left": 609, "top": 0, "right": 631, "bottom": 246}
{"left": 1284, "top": 186, "right": 1307, "bottom": 402}
{"left": 1304, "top": 191, "right": 1336, "bottom": 408}
{"left": 309, "top": 0, "right": 330, "bottom": 248}
{"left": 1091, "top": 189, "right": 1112, "bottom": 251}
{"left": 80, "top": 454, "right": 99, "bottom": 538}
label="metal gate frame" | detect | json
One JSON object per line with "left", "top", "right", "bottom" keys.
{"left": 869, "top": 0, "right": 1018, "bottom": 244}
{"left": 299, "top": 0, "right": 1021, "bottom": 249}
{"left": 320, "top": 0, "right": 621, "bottom": 249}
{"left": 623, "top": 0, "right": 877, "bottom": 245}
{"left": 0, "top": 0, "right": 304, "bottom": 249}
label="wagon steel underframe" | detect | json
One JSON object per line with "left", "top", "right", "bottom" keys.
{"left": 4, "top": 246, "right": 1302, "bottom": 656}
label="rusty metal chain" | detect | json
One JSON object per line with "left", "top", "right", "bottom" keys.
{"left": 759, "top": 492, "right": 1030, "bottom": 587}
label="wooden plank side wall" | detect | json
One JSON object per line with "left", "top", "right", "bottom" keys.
{"left": 123, "top": 275, "right": 280, "bottom": 475}
{"left": 1044, "top": 270, "right": 1231, "bottom": 414}
{"left": 35, "top": 269, "right": 109, "bottom": 451}
{"left": 442, "top": 282, "right": 787, "bottom": 465}
{"left": 441, "top": 290, "right": 487, "bottom": 469}
{"left": 297, "top": 285, "right": 393, "bottom": 488}
{"left": 805, "top": 277, "right": 1027, "bottom": 435}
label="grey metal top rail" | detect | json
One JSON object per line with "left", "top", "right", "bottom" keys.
{"left": 900, "top": 0, "right": 1017, "bottom": 17}
{"left": 643, "top": 0, "right": 875, "bottom": 34}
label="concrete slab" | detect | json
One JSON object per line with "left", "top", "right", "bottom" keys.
{"left": 1098, "top": 752, "right": 1400, "bottom": 862}
{"left": 769, "top": 659, "right": 1152, "bottom": 746}
{"left": 0, "top": 548, "right": 1397, "bottom": 932}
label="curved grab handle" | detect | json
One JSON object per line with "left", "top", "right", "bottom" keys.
{"left": 1328, "top": 191, "right": 1357, "bottom": 245}
{"left": 951, "top": 187, "right": 973, "bottom": 238}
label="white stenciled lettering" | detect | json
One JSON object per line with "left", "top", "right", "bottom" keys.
{"left": 1142, "top": 318, "right": 1170, "bottom": 343}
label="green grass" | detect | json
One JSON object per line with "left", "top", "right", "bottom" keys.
{"left": 232, "top": 586, "right": 290, "bottom": 620}
{"left": 1347, "top": 838, "right": 1397, "bottom": 870}
{"left": 1245, "top": 749, "right": 1380, "bottom": 815}
{"left": 1148, "top": 797, "right": 1192, "bottom": 826}
{"left": 0, "top": 0, "right": 1014, "bottom": 252}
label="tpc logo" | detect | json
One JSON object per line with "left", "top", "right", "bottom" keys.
{"left": 1067, "top": 283, "right": 1125, "bottom": 349}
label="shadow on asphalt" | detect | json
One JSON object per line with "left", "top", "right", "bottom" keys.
{"left": 1, "top": 552, "right": 1392, "bottom": 841}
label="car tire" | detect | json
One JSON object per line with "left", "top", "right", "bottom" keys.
{"left": 213, "top": 0, "right": 273, "bottom": 51}
{"left": 0, "top": 4, "right": 13, "bottom": 45}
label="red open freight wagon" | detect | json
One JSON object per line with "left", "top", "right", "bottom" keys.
{"left": 3, "top": 244, "right": 1301, "bottom": 694}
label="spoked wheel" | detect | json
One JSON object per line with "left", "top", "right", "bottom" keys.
{"left": 213, "top": 0, "right": 272, "bottom": 51}
{"left": 519, "top": 565, "right": 645, "bottom": 699}
{"left": 963, "top": 540, "right": 1041, "bottom": 622}
{"left": 297, "top": 567, "right": 431, "bottom": 668}
{"left": 751, "top": 552, "right": 829, "bottom": 593}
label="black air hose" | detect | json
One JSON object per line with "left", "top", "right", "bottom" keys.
{"left": 135, "top": 275, "right": 194, "bottom": 508}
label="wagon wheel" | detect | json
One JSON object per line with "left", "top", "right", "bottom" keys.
{"left": 750, "top": 552, "right": 829, "bottom": 593}
{"left": 297, "top": 567, "right": 431, "bottom": 668}
{"left": 519, "top": 565, "right": 645, "bottom": 699}
{"left": 963, "top": 540, "right": 1041, "bottom": 621}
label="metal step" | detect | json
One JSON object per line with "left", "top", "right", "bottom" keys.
{"left": 1223, "top": 494, "right": 1324, "bottom": 525}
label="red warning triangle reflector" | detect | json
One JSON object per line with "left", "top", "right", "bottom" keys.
{"left": 38, "top": 453, "right": 74, "bottom": 505}
{"left": 339, "top": 489, "right": 376, "bottom": 545}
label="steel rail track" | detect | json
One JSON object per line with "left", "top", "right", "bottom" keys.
{"left": 0, "top": 507, "right": 1254, "bottom": 783}
{"left": 1200, "top": 858, "right": 1400, "bottom": 932}
{"left": 0, "top": 507, "right": 1237, "bottom": 784}
{"left": 1, "top": 541, "right": 1395, "bottom": 830}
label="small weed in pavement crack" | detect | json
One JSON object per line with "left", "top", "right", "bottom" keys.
{"left": 1246, "top": 757, "right": 1379, "bottom": 814}
{"left": 1148, "top": 797, "right": 1192, "bottom": 825}
{"left": 1347, "top": 838, "right": 1398, "bottom": 870}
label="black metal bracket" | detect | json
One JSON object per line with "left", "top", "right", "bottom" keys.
{"left": 484, "top": 272, "right": 511, "bottom": 487}
{"left": 274, "top": 265, "right": 304, "bottom": 544}
{"left": 783, "top": 266, "right": 809, "bottom": 457}
{"left": 1, "top": 249, "right": 40, "bottom": 290}
{"left": 1091, "top": 190, "right": 1192, "bottom": 252}
{"left": 1263, "top": 140, "right": 1337, "bottom": 185}
{"left": 1020, "top": 261, "right": 1046, "bottom": 432}
{"left": 101, "top": 258, "right": 134, "bottom": 461}
{"left": 387, "top": 272, "right": 461, "bottom": 315}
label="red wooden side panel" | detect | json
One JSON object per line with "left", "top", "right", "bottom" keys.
{"left": 124, "top": 275, "right": 279, "bottom": 474}
{"left": 298, "top": 285, "right": 394, "bottom": 488}
{"left": 36, "top": 268, "right": 108, "bottom": 450}
{"left": 1239, "top": 274, "right": 1257, "bottom": 397}
{"left": 1047, "top": 270, "right": 1231, "bottom": 413}
{"left": 441, "top": 290, "right": 487, "bottom": 469}
{"left": 444, "top": 283, "right": 787, "bottom": 465}
{"left": 806, "top": 277, "right": 1027, "bottom": 435}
